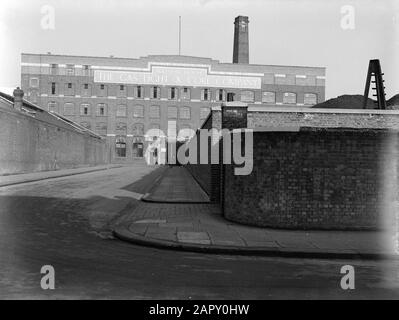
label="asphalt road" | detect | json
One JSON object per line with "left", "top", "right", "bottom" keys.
{"left": 0, "top": 163, "right": 398, "bottom": 299}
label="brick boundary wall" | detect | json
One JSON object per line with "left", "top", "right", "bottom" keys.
{"left": 185, "top": 108, "right": 222, "bottom": 202}
{"left": 0, "top": 104, "right": 107, "bottom": 175}
{"left": 185, "top": 105, "right": 399, "bottom": 230}
{"left": 223, "top": 128, "right": 398, "bottom": 230}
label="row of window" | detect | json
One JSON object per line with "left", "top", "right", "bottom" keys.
{"left": 48, "top": 102, "right": 210, "bottom": 120}
{"left": 34, "top": 80, "right": 318, "bottom": 105}
{"left": 115, "top": 136, "right": 145, "bottom": 158}
{"left": 80, "top": 122, "right": 192, "bottom": 135}
{"left": 50, "top": 64, "right": 91, "bottom": 76}
{"left": 44, "top": 82, "right": 227, "bottom": 101}
{"left": 114, "top": 127, "right": 194, "bottom": 157}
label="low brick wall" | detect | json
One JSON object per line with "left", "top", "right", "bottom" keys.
{"left": 223, "top": 128, "right": 398, "bottom": 230}
{"left": 0, "top": 103, "right": 107, "bottom": 175}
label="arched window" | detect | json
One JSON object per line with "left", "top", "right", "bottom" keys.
{"left": 304, "top": 93, "right": 317, "bottom": 105}
{"left": 63, "top": 102, "right": 75, "bottom": 116}
{"left": 116, "top": 104, "right": 127, "bottom": 117}
{"left": 261, "top": 92, "right": 276, "bottom": 104}
{"left": 29, "top": 78, "right": 39, "bottom": 87}
{"left": 80, "top": 103, "right": 90, "bottom": 116}
{"left": 150, "top": 105, "right": 160, "bottom": 118}
{"left": 115, "top": 136, "right": 126, "bottom": 157}
{"left": 48, "top": 101, "right": 57, "bottom": 113}
{"left": 133, "top": 105, "right": 144, "bottom": 118}
{"left": 132, "top": 139, "right": 144, "bottom": 158}
{"left": 179, "top": 106, "right": 191, "bottom": 119}
{"left": 240, "top": 90, "right": 255, "bottom": 102}
{"left": 283, "top": 92, "right": 297, "bottom": 104}
{"left": 168, "top": 106, "right": 177, "bottom": 118}
{"left": 81, "top": 83, "right": 91, "bottom": 96}
{"left": 97, "top": 103, "right": 107, "bottom": 116}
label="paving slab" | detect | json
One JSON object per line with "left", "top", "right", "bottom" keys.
{"left": 177, "top": 231, "right": 210, "bottom": 241}
{"left": 179, "top": 239, "right": 212, "bottom": 245}
{"left": 128, "top": 224, "right": 148, "bottom": 236}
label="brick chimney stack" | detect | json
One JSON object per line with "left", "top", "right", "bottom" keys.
{"left": 233, "top": 16, "right": 249, "bottom": 64}
{"left": 13, "top": 87, "right": 24, "bottom": 111}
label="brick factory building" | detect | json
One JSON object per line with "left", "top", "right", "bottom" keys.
{"left": 20, "top": 16, "right": 325, "bottom": 164}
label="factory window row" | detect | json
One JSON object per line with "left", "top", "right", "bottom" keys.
{"left": 44, "top": 83, "right": 318, "bottom": 104}
{"left": 51, "top": 64, "right": 91, "bottom": 76}
{"left": 44, "top": 82, "right": 227, "bottom": 101}
{"left": 79, "top": 122, "right": 181, "bottom": 134}
{"left": 78, "top": 121, "right": 193, "bottom": 138}
{"left": 260, "top": 92, "right": 317, "bottom": 105}
{"left": 47, "top": 102, "right": 206, "bottom": 120}
{"left": 39, "top": 90, "right": 317, "bottom": 109}
{"left": 113, "top": 126, "right": 194, "bottom": 158}
{"left": 28, "top": 78, "right": 318, "bottom": 105}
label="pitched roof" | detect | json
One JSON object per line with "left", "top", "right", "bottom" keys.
{"left": 0, "top": 90, "right": 103, "bottom": 139}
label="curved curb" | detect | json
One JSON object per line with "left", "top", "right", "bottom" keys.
{"left": 113, "top": 225, "right": 398, "bottom": 261}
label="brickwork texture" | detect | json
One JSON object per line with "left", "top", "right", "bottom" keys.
{"left": 0, "top": 103, "right": 107, "bottom": 175}
{"left": 223, "top": 129, "right": 398, "bottom": 230}
{"left": 186, "top": 106, "right": 399, "bottom": 230}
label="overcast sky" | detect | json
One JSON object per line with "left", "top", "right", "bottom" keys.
{"left": 0, "top": 0, "right": 397, "bottom": 99}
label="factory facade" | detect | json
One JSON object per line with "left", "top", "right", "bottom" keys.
{"left": 20, "top": 16, "right": 326, "bottom": 163}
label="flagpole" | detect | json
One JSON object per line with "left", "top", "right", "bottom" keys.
{"left": 179, "top": 16, "right": 181, "bottom": 55}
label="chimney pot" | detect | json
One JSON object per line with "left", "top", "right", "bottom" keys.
{"left": 13, "top": 87, "right": 24, "bottom": 111}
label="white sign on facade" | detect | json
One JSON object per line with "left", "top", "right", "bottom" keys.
{"left": 93, "top": 66, "right": 261, "bottom": 89}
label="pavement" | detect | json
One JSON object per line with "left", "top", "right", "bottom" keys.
{"left": 141, "top": 166, "right": 209, "bottom": 203}
{"left": 2, "top": 163, "right": 399, "bottom": 299}
{"left": 114, "top": 166, "right": 398, "bottom": 260}
{"left": 0, "top": 164, "right": 123, "bottom": 187}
